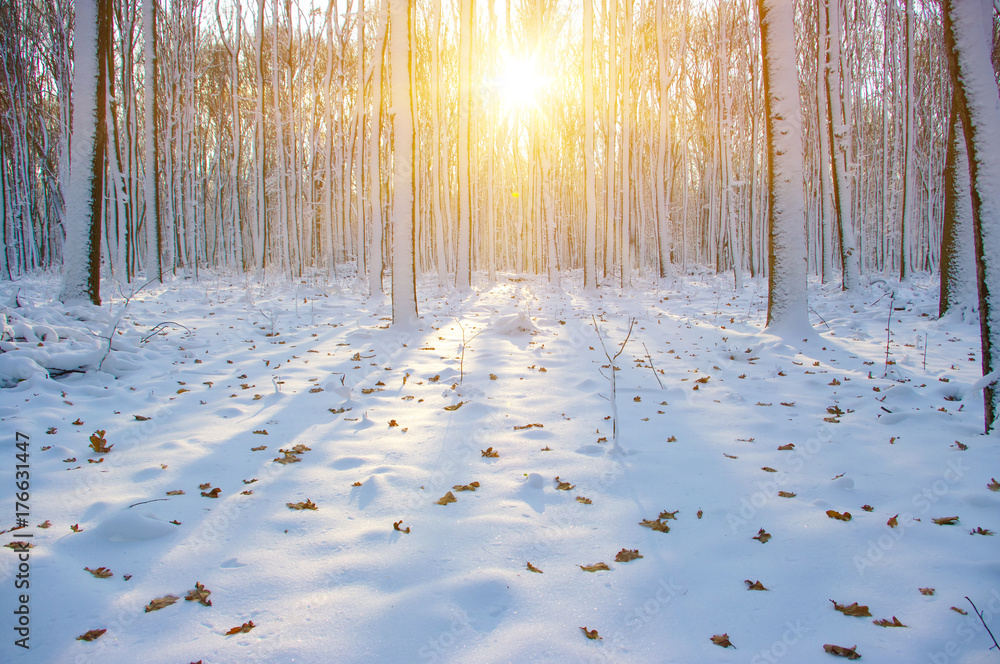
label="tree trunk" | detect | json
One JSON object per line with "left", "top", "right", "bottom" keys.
{"left": 389, "top": 0, "right": 416, "bottom": 325}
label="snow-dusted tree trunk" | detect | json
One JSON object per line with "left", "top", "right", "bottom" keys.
{"left": 369, "top": 0, "right": 388, "bottom": 295}
{"left": 938, "top": 88, "right": 977, "bottom": 317}
{"left": 583, "top": 0, "right": 597, "bottom": 289}
{"left": 604, "top": 0, "right": 618, "bottom": 280}
{"left": 430, "top": 0, "right": 447, "bottom": 285}
{"left": 252, "top": 0, "right": 267, "bottom": 274}
{"left": 60, "top": 0, "right": 108, "bottom": 305}
{"left": 942, "top": 0, "right": 1000, "bottom": 432}
{"left": 899, "top": 0, "right": 916, "bottom": 281}
{"left": 759, "top": 0, "right": 809, "bottom": 334}
{"left": 619, "top": 0, "right": 632, "bottom": 287}
{"left": 143, "top": 0, "right": 161, "bottom": 281}
{"left": 389, "top": 0, "right": 416, "bottom": 325}
{"left": 824, "top": 0, "right": 860, "bottom": 290}
{"left": 456, "top": 0, "right": 474, "bottom": 289}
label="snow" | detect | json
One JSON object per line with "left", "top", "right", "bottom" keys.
{"left": 2, "top": 271, "right": 999, "bottom": 664}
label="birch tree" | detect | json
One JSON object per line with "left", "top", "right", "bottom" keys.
{"left": 758, "top": 0, "right": 810, "bottom": 334}
{"left": 389, "top": 0, "right": 417, "bottom": 325}
{"left": 583, "top": 0, "right": 597, "bottom": 289}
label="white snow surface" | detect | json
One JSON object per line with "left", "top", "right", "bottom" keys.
{"left": 1, "top": 271, "right": 998, "bottom": 664}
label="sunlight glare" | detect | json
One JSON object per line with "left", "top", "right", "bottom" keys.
{"left": 496, "top": 57, "right": 547, "bottom": 111}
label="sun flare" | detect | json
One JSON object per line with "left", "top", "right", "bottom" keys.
{"left": 495, "top": 56, "right": 547, "bottom": 111}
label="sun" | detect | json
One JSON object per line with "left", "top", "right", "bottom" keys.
{"left": 495, "top": 56, "right": 547, "bottom": 111}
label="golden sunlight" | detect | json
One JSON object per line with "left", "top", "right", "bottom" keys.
{"left": 495, "top": 56, "right": 547, "bottom": 111}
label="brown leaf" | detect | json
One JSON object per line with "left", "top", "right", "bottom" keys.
{"left": 861, "top": 505, "right": 874, "bottom": 512}
{"left": 70, "top": 524, "right": 83, "bottom": 532}
{"left": 823, "top": 644, "right": 861, "bottom": 660}
{"left": 753, "top": 528, "right": 771, "bottom": 543}
{"left": 201, "top": 488, "right": 222, "bottom": 498}
{"left": 4, "top": 541, "right": 33, "bottom": 550}
{"left": 252, "top": 429, "right": 268, "bottom": 435}
{"left": 554, "top": 476, "right": 575, "bottom": 490}
{"left": 697, "top": 509, "right": 703, "bottom": 519}
{"left": 724, "top": 453, "right": 738, "bottom": 459}
{"left": 89, "top": 430, "right": 112, "bottom": 454}
{"left": 243, "top": 479, "right": 258, "bottom": 485}
{"left": 615, "top": 549, "right": 643, "bottom": 563}
{"left": 144, "top": 595, "right": 180, "bottom": 613}
{"left": 639, "top": 518, "right": 670, "bottom": 533}
{"left": 988, "top": 478, "right": 1000, "bottom": 492}
{"left": 827, "top": 510, "right": 852, "bottom": 521}
{"left": 919, "top": 588, "right": 935, "bottom": 596}
{"left": 710, "top": 633, "right": 734, "bottom": 648}
{"left": 251, "top": 445, "right": 267, "bottom": 451}
{"left": 37, "top": 520, "right": 51, "bottom": 529}
{"left": 85, "top": 566, "right": 113, "bottom": 579}
{"left": 831, "top": 600, "right": 872, "bottom": 617}
{"left": 579, "top": 562, "right": 610, "bottom": 572}
{"left": 352, "top": 481, "right": 362, "bottom": 487}
{"left": 778, "top": 491, "right": 796, "bottom": 498}
{"left": 526, "top": 561, "right": 543, "bottom": 573}
{"left": 933, "top": 516, "right": 959, "bottom": 525}
{"left": 513, "top": 423, "right": 544, "bottom": 430}
{"left": 443, "top": 402, "right": 465, "bottom": 411}
{"left": 970, "top": 526, "right": 995, "bottom": 536}
{"left": 435, "top": 491, "right": 457, "bottom": 505}
{"left": 134, "top": 415, "right": 151, "bottom": 421}
{"left": 198, "top": 483, "right": 211, "bottom": 490}
{"left": 166, "top": 489, "right": 185, "bottom": 496}
{"left": 658, "top": 509, "right": 679, "bottom": 520}
{"left": 287, "top": 499, "right": 317, "bottom": 510}
{"left": 762, "top": 466, "right": 777, "bottom": 473}
{"left": 453, "top": 482, "right": 481, "bottom": 492}
{"left": 581, "top": 627, "right": 602, "bottom": 640}
{"left": 951, "top": 606, "right": 968, "bottom": 615}
{"left": 873, "top": 616, "right": 906, "bottom": 627}
{"left": 887, "top": 514, "right": 899, "bottom": 528}
{"left": 745, "top": 579, "right": 767, "bottom": 591}
{"left": 225, "top": 621, "right": 255, "bottom": 635}
{"left": 481, "top": 447, "right": 499, "bottom": 458}
{"left": 388, "top": 419, "right": 399, "bottom": 427}
{"left": 778, "top": 443, "right": 795, "bottom": 450}
{"left": 393, "top": 520, "right": 410, "bottom": 533}
{"left": 185, "top": 582, "right": 212, "bottom": 607}
{"left": 576, "top": 496, "right": 593, "bottom": 504}
{"left": 76, "top": 629, "right": 107, "bottom": 642}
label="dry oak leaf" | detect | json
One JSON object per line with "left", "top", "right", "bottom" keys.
{"left": 988, "top": 478, "right": 1000, "bottom": 492}
{"left": 778, "top": 443, "right": 795, "bottom": 451}
{"left": 887, "top": 515, "right": 899, "bottom": 528}
{"left": 144, "top": 595, "right": 180, "bottom": 613}
{"left": 861, "top": 505, "right": 874, "bottom": 512}
{"left": 639, "top": 518, "right": 670, "bottom": 533}
{"left": 576, "top": 496, "right": 593, "bottom": 504}
{"left": 85, "top": 566, "right": 113, "bottom": 579}
{"left": 933, "top": 516, "right": 960, "bottom": 525}
{"left": 753, "top": 528, "right": 771, "bottom": 543}
{"left": 745, "top": 580, "right": 768, "bottom": 591}
{"left": 37, "top": 520, "right": 51, "bottom": 529}
{"left": 225, "top": 621, "right": 255, "bottom": 635}
{"left": 659, "top": 509, "right": 679, "bottom": 520}
{"left": 526, "top": 561, "right": 543, "bottom": 573}
{"left": 5, "top": 541, "right": 33, "bottom": 550}
{"left": 873, "top": 616, "right": 906, "bottom": 627}
{"left": 554, "top": 477, "right": 575, "bottom": 490}
{"left": 199, "top": 483, "right": 211, "bottom": 490}
{"left": 201, "top": 488, "right": 222, "bottom": 498}
{"left": 252, "top": 430, "right": 268, "bottom": 435}
{"left": 778, "top": 491, "right": 797, "bottom": 498}
{"left": 951, "top": 606, "right": 968, "bottom": 615}
{"left": 388, "top": 419, "right": 399, "bottom": 427}
{"left": 76, "top": 629, "right": 107, "bottom": 642}
{"left": 436, "top": 491, "right": 458, "bottom": 506}
{"left": 185, "top": 582, "right": 212, "bottom": 607}
{"left": 919, "top": 588, "right": 935, "bottom": 596}
{"left": 579, "top": 562, "right": 611, "bottom": 572}
{"left": 481, "top": 447, "right": 499, "bottom": 458}
{"left": 89, "top": 430, "right": 112, "bottom": 454}
{"left": 443, "top": 402, "right": 465, "bottom": 411}
{"left": 581, "top": 627, "right": 602, "bottom": 640}
{"left": 514, "top": 423, "right": 544, "bottom": 430}
{"left": 970, "top": 526, "right": 995, "bottom": 536}
{"left": 166, "top": 490, "right": 185, "bottom": 496}
{"left": 827, "top": 510, "right": 852, "bottom": 521}
{"left": 710, "top": 633, "right": 734, "bottom": 648}
{"left": 352, "top": 481, "right": 362, "bottom": 487}
{"left": 615, "top": 549, "right": 643, "bottom": 563}
{"left": 453, "top": 482, "right": 480, "bottom": 492}
{"left": 831, "top": 600, "right": 872, "bottom": 617}
{"left": 697, "top": 509, "right": 704, "bottom": 519}
{"left": 823, "top": 643, "right": 861, "bottom": 660}
{"left": 762, "top": 467, "right": 778, "bottom": 473}
{"left": 287, "top": 499, "right": 317, "bottom": 510}
{"left": 250, "top": 445, "right": 267, "bottom": 451}
{"left": 393, "top": 520, "right": 410, "bottom": 533}
{"left": 70, "top": 524, "right": 83, "bottom": 532}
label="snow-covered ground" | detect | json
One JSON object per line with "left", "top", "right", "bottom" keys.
{"left": 1, "top": 271, "right": 997, "bottom": 664}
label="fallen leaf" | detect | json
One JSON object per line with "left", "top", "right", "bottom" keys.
{"left": 888, "top": 515, "right": 899, "bottom": 528}
{"left": 723, "top": 453, "right": 738, "bottom": 459}
{"left": 243, "top": 479, "right": 258, "bottom": 485}
{"left": 831, "top": 600, "right": 872, "bottom": 617}
{"left": 970, "top": 526, "right": 995, "bottom": 536}
{"left": 640, "top": 518, "right": 670, "bottom": 533}
{"left": 697, "top": 509, "right": 703, "bottom": 519}
{"left": 435, "top": 491, "right": 457, "bottom": 505}
{"left": 76, "top": 629, "right": 107, "bottom": 642}
{"left": 778, "top": 443, "right": 795, "bottom": 450}
{"left": 89, "top": 430, "right": 112, "bottom": 454}
{"left": 37, "top": 520, "right": 51, "bottom": 529}
{"left": 745, "top": 579, "right": 767, "bottom": 591}
{"left": 951, "top": 606, "right": 968, "bottom": 615}
{"left": 170, "top": 519, "right": 182, "bottom": 524}
{"left": 4, "top": 542, "right": 33, "bottom": 550}
{"left": 199, "top": 483, "right": 211, "bottom": 490}
{"left": 753, "top": 528, "right": 771, "bottom": 543}
{"left": 873, "top": 616, "right": 906, "bottom": 627}
{"left": 70, "top": 524, "right": 83, "bottom": 532}
{"left": 185, "top": 582, "right": 212, "bottom": 606}
{"left": 778, "top": 491, "right": 796, "bottom": 498}
{"left": 144, "top": 595, "right": 180, "bottom": 613}
{"left": 919, "top": 588, "right": 935, "bottom": 596}
{"left": 286, "top": 499, "right": 317, "bottom": 510}
{"left": 710, "top": 633, "right": 734, "bottom": 648}
{"left": 579, "top": 562, "right": 610, "bottom": 572}
{"left": 659, "top": 509, "right": 679, "bottom": 520}
{"left": 762, "top": 467, "right": 778, "bottom": 473}
{"left": 988, "top": 478, "right": 1000, "bottom": 492}
{"left": 933, "top": 516, "right": 959, "bottom": 525}
{"left": 388, "top": 419, "right": 399, "bottom": 427}
{"left": 953, "top": 441, "right": 968, "bottom": 451}
{"left": 827, "top": 510, "right": 852, "bottom": 521}
{"left": 576, "top": 496, "right": 593, "bottom": 504}
{"left": 453, "top": 482, "right": 481, "bottom": 492}
{"left": 393, "top": 520, "right": 410, "bottom": 533}
{"left": 481, "top": 447, "right": 499, "bottom": 458}
{"left": 514, "top": 423, "right": 544, "bottom": 430}
{"left": 251, "top": 445, "right": 267, "bottom": 451}
{"left": 252, "top": 429, "right": 268, "bottom": 435}
{"left": 554, "top": 476, "right": 575, "bottom": 490}
{"left": 489, "top": 374, "right": 498, "bottom": 380}
{"left": 201, "top": 488, "right": 222, "bottom": 498}
{"left": 831, "top": 472, "right": 845, "bottom": 480}
{"left": 581, "top": 627, "right": 601, "bottom": 640}
{"left": 443, "top": 402, "right": 465, "bottom": 411}
{"left": 615, "top": 549, "right": 643, "bottom": 562}
{"left": 225, "top": 621, "right": 255, "bottom": 635}
{"left": 85, "top": 566, "right": 113, "bottom": 579}
{"left": 861, "top": 505, "right": 874, "bottom": 512}
{"left": 72, "top": 418, "right": 84, "bottom": 425}
{"left": 352, "top": 481, "right": 362, "bottom": 487}
{"left": 526, "top": 561, "right": 543, "bottom": 573}
{"left": 823, "top": 644, "right": 861, "bottom": 660}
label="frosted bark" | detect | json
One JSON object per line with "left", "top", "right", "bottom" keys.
{"left": 938, "top": 90, "right": 977, "bottom": 317}
{"left": 584, "top": 0, "right": 597, "bottom": 289}
{"left": 759, "top": 0, "right": 810, "bottom": 335}
{"left": 456, "top": 0, "right": 474, "bottom": 289}
{"left": 143, "top": 0, "right": 161, "bottom": 281}
{"left": 389, "top": 0, "right": 416, "bottom": 325}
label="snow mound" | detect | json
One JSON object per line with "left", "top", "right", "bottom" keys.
{"left": 490, "top": 311, "right": 537, "bottom": 336}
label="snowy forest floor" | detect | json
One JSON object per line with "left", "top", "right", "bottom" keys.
{"left": 1, "top": 270, "right": 998, "bottom": 664}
